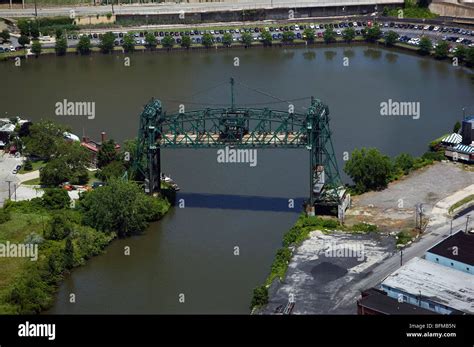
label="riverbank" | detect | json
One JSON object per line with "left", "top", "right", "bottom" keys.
{"left": 0, "top": 186, "right": 170, "bottom": 314}
{"left": 2, "top": 36, "right": 473, "bottom": 69}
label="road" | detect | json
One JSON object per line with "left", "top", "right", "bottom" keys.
{"left": 0, "top": 0, "right": 403, "bottom": 18}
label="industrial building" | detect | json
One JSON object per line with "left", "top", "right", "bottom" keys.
{"left": 425, "top": 230, "right": 474, "bottom": 275}
{"left": 380, "top": 257, "right": 474, "bottom": 315}
{"left": 357, "top": 288, "right": 437, "bottom": 315}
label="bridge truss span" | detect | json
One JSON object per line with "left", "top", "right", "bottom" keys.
{"left": 133, "top": 81, "right": 349, "bottom": 218}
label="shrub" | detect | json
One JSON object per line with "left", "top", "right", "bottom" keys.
{"left": 250, "top": 285, "right": 268, "bottom": 308}
{"left": 0, "top": 209, "right": 11, "bottom": 224}
{"left": 42, "top": 189, "right": 70, "bottom": 210}
{"left": 44, "top": 211, "right": 73, "bottom": 240}
{"left": 351, "top": 222, "right": 378, "bottom": 233}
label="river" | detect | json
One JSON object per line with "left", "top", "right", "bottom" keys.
{"left": 0, "top": 44, "right": 472, "bottom": 313}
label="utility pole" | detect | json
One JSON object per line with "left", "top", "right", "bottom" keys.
{"left": 466, "top": 215, "right": 471, "bottom": 233}
{"left": 450, "top": 218, "right": 453, "bottom": 235}
{"left": 400, "top": 248, "right": 403, "bottom": 266}
{"left": 419, "top": 203, "right": 423, "bottom": 231}
{"left": 5, "top": 180, "right": 12, "bottom": 200}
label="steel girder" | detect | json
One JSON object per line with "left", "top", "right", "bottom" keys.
{"left": 132, "top": 98, "right": 342, "bottom": 206}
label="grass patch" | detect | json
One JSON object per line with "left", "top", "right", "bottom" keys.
{"left": 22, "top": 177, "right": 41, "bottom": 186}
{"left": 396, "top": 229, "right": 414, "bottom": 246}
{"left": 449, "top": 194, "right": 474, "bottom": 214}
{"left": 387, "top": 6, "right": 438, "bottom": 19}
{"left": 19, "top": 160, "right": 45, "bottom": 174}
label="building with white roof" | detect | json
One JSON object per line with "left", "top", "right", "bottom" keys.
{"left": 380, "top": 257, "right": 474, "bottom": 315}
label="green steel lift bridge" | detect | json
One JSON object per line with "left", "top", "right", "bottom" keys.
{"left": 132, "top": 78, "right": 347, "bottom": 215}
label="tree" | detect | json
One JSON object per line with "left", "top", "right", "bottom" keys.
{"left": 365, "top": 25, "right": 382, "bottom": 42}
{"left": 31, "top": 40, "right": 42, "bottom": 56}
{"left": 342, "top": 27, "right": 356, "bottom": 43}
{"left": 42, "top": 189, "right": 71, "bottom": 210}
{"left": 55, "top": 28, "right": 63, "bottom": 39}
{"left": 40, "top": 159, "right": 70, "bottom": 187}
{"left": 323, "top": 28, "right": 335, "bottom": 44}
{"left": 161, "top": 35, "right": 175, "bottom": 49}
{"left": 181, "top": 35, "right": 191, "bottom": 48}
{"left": 303, "top": 28, "right": 315, "bottom": 43}
{"left": 394, "top": 153, "right": 415, "bottom": 175}
{"left": 250, "top": 285, "right": 268, "bottom": 308}
{"left": 144, "top": 32, "right": 157, "bottom": 50}
{"left": 282, "top": 31, "right": 295, "bottom": 43}
{"left": 77, "top": 35, "right": 91, "bottom": 55}
{"left": 99, "top": 32, "right": 115, "bottom": 53}
{"left": 384, "top": 30, "right": 399, "bottom": 46}
{"left": 55, "top": 36, "right": 67, "bottom": 56}
{"left": 80, "top": 179, "right": 168, "bottom": 237}
{"left": 344, "top": 148, "right": 393, "bottom": 193}
{"left": 0, "top": 29, "right": 10, "bottom": 42}
{"left": 260, "top": 30, "right": 272, "bottom": 46}
{"left": 453, "top": 121, "right": 461, "bottom": 133}
{"left": 97, "top": 160, "right": 125, "bottom": 181}
{"left": 418, "top": 36, "right": 432, "bottom": 55}
{"left": 97, "top": 139, "right": 118, "bottom": 169}
{"left": 30, "top": 26, "right": 40, "bottom": 39}
{"left": 434, "top": 41, "right": 449, "bottom": 59}
{"left": 222, "top": 32, "right": 233, "bottom": 47}
{"left": 45, "top": 211, "right": 72, "bottom": 240}
{"left": 39, "top": 142, "right": 90, "bottom": 186}
{"left": 18, "top": 35, "right": 30, "bottom": 48}
{"left": 64, "top": 237, "right": 74, "bottom": 269}
{"left": 17, "top": 19, "right": 31, "bottom": 36}
{"left": 202, "top": 32, "right": 214, "bottom": 48}
{"left": 122, "top": 33, "right": 135, "bottom": 53}
{"left": 242, "top": 32, "right": 253, "bottom": 47}
{"left": 464, "top": 46, "right": 474, "bottom": 67}
{"left": 454, "top": 45, "right": 466, "bottom": 62}
{"left": 23, "top": 120, "right": 70, "bottom": 159}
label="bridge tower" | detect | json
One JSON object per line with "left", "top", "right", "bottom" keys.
{"left": 133, "top": 98, "right": 163, "bottom": 195}
{"left": 305, "top": 98, "right": 347, "bottom": 218}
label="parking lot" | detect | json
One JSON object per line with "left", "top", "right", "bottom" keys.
{"left": 1, "top": 19, "right": 473, "bottom": 53}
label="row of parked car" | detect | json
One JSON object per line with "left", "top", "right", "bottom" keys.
{"left": 0, "top": 45, "right": 20, "bottom": 53}
{"left": 385, "top": 22, "right": 474, "bottom": 36}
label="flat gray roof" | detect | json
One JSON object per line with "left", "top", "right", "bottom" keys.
{"left": 382, "top": 257, "right": 474, "bottom": 314}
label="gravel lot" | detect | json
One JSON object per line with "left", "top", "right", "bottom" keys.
{"left": 347, "top": 161, "right": 474, "bottom": 230}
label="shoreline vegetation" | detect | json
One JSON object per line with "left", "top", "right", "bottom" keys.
{"left": 250, "top": 139, "right": 448, "bottom": 311}
{"left": 1, "top": 16, "right": 473, "bottom": 67}
{"left": 2, "top": 37, "right": 473, "bottom": 69}
{"left": 0, "top": 119, "right": 171, "bottom": 314}
{"left": 0, "top": 186, "right": 170, "bottom": 314}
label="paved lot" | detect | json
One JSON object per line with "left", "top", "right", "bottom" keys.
{"left": 0, "top": 153, "right": 22, "bottom": 207}
{"left": 261, "top": 230, "right": 395, "bottom": 314}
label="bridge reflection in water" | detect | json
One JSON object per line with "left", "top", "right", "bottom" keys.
{"left": 175, "top": 192, "right": 305, "bottom": 213}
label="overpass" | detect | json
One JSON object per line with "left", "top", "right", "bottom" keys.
{"left": 0, "top": 0, "right": 403, "bottom": 18}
